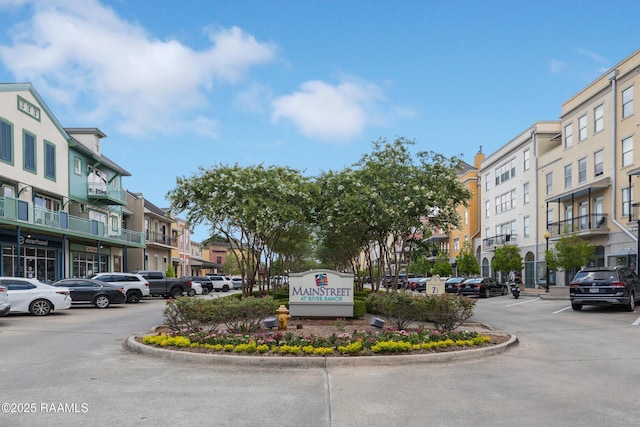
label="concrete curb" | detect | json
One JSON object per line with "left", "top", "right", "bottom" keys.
{"left": 124, "top": 333, "right": 519, "bottom": 368}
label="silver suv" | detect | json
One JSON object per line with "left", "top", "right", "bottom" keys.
{"left": 91, "top": 272, "right": 150, "bottom": 303}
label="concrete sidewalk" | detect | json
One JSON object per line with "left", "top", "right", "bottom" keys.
{"left": 520, "top": 285, "right": 569, "bottom": 300}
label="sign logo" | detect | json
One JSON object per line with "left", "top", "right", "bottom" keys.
{"left": 315, "top": 273, "right": 328, "bottom": 287}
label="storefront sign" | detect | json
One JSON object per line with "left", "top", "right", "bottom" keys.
{"left": 19, "top": 235, "right": 50, "bottom": 247}
{"left": 289, "top": 270, "right": 354, "bottom": 317}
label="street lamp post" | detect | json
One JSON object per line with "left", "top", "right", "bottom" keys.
{"left": 544, "top": 230, "right": 551, "bottom": 293}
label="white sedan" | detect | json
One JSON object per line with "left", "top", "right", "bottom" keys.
{"left": 187, "top": 282, "right": 203, "bottom": 296}
{"left": 0, "top": 277, "right": 72, "bottom": 316}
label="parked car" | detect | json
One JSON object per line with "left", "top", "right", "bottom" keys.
{"left": 269, "top": 276, "right": 289, "bottom": 287}
{"left": 0, "top": 284, "right": 11, "bottom": 316}
{"left": 207, "top": 275, "right": 233, "bottom": 292}
{"left": 569, "top": 266, "right": 640, "bottom": 311}
{"left": 231, "top": 277, "right": 243, "bottom": 290}
{"left": 53, "top": 278, "right": 126, "bottom": 308}
{"left": 184, "top": 276, "right": 212, "bottom": 295}
{"left": 131, "top": 270, "right": 193, "bottom": 298}
{"left": 0, "top": 277, "right": 72, "bottom": 316}
{"left": 444, "top": 277, "right": 467, "bottom": 294}
{"left": 409, "top": 277, "right": 427, "bottom": 292}
{"left": 91, "top": 272, "right": 150, "bottom": 303}
{"left": 458, "top": 277, "right": 507, "bottom": 298}
{"left": 188, "top": 282, "right": 203, "bottom": 296}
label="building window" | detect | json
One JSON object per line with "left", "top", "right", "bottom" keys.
{"left": 523, "top": 149, "right": 530, "bottom": 170}
{"left": 579, "top": 202, "right": 588, "bottom": 229}
{"left": 578, "top": 157, "right": 587, "bottom": 183}
{"left": 623, "top": 187, "right": 631, "bottom": 218}
{"left": 111, "top": 215, "right": 118, "bottom": 231}
{"left": 622, "top": 86, "right": 634, "bottom": 119}
{"left": 547, "top": 209, "right": 553, "bottom": 228}
{"left": 485, "top": 200, "right": 490, "bottom": 218}
{"left": 523, "top": 216, "right": 530, "bottom": 238}
{"left": 546, "top": 172, "right": 553, "bottom": 195}
{"left": 485, "top": 174, "right": 489, "bottom": 191}
{"left": 0, "top": 118, "right": 13, "bottom": 164}
{"left": 564, "top": 124, "right": 573, "bottom": 148}
{"left": 494, "top": 159, "right": 516, "bottom": 185}
{"left": 594, "top": 150, "right": 604, "bottom": 176}
{"left": 23, "top": 131, "right": 36, "bottom": 172}
{"left": 44, "top": 141, "right": 56, "bottom": 180}
{"left": 565, "top": 205, "right": 574, "bottom": 232}
{"left": 495, "top": 190, "right": 516, "bottom": 214}
{"left": 622, "top": 136, "right": 633, "bottom": 167}
{"left": 464, "top": 210, "right": 468, "bottom": 225}
{"left": 564, "top": 164, "right": 572, "bottom": 188}
{"left": 594, "top": 104, "right": 604, "bottom": 133}
{"left": 74, "top": 157, "right": 82, "bottom": 175}
{"left": 453, "top": 238, "right": 460, "bottom": 252}
{"left": 523, "top": 182, "right": 530, "bottom": 204}
{"left": 578, "top": 115, "right": 587, "bottom": 141}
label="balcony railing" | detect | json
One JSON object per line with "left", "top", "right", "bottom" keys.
{"left": 483, "top": 233, "right": 517, "bottom": 250}
{"left": 146, "top": 230, "right": 177, "bottom": 247}
{"left": 547, "top": 214, "right": 607, "bottom": 237}
{"left": 87, "top": 182, "right": 127, "bottom": 205}
{"left": 0, "top": 196, "right": 144, "bottom": 247}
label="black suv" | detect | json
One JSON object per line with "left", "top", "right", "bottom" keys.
{"left": 569, "top": 266, "right": 640, "bottom": 311}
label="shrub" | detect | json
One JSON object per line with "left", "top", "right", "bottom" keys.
{"left": 417, "top": 293, "right": 476, "bottom": 332}
{"left": 163, "top": 298, "right": 223, "bottom": 334}
{"left": 365, "top": 292, "right": 421, "bottom": 330}
{"left": 217, "top": 296, "right": 280, "bottom": 333}
{"left": 353, "top": 299, "right": 366, "bottom": 318}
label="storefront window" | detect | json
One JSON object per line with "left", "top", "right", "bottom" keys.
{"left": 71, "top": 252, "right": 108, "bottom": 277}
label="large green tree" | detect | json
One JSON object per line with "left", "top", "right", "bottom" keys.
{"left": 167, "top": 164, "right": 314, "bottom": 295}
{"left": 491, "top": 244, "right": 523, "bottom": 278}
{"left": 546, "top": 233, "right": 595, "bottom": 276}
{"left": 456, "top": 241, "right": 480, "bottom": 276}
{"left": 317, "top": 137, "right": 472, "bottom": 291}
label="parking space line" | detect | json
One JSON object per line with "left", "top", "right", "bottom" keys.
{"left": 632, "top": 317, "right": 640, "bottom": 326}
{"left": 505, "top": 298, "right": 540, "bottom": 307}
{"left": 552, "top": 306, "right": 572, "bottom": 314}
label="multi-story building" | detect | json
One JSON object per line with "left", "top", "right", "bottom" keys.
{"left": 479, "top": 122, "right": 561, "bottom": 286}
{"left": 0, "top": 83, "right": 144, "bottom": 280}
{"left": 540, "top": 49, "right": 640, "bottom": 285}
{"left": 172, "top": 217, "right": 191, "bottom": 277}
{"left": 125, "top": 191, "right": 176, "bottom": 272}
{"left": 189, "top": 240, "right": 215, "bottom": 276}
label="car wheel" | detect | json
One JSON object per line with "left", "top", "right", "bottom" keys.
{"left": 94, "top": 295, "right": 111, "bottom": 309}
{"left": 483, "top": 288, "right": 491, "bottom": 298}
{"left": 30, "top": 299, "right": 52, "bottom": 316}
{"left": 201, "top": 287, "right": 210, "bottom": 295}
{"left": 625, "top": 291, "right": 635, "bottom": 312}
{"left": 170, "top": 287, "right": 183, "bottom": 299}
{"left": 222, "top": 285, "right": 230, "bottom": 292}
{"left": 187, "top": 289, "right": 196, "bottom": 297}
{"left": 571, "top": 302, "right": 582, "bottom": 311}
{"left": 126, "top": 290, "right": 142, "bottom": 303}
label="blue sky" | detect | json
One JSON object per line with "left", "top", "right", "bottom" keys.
{"left": 1, "top": 0, "right": 639, "bottom": 241}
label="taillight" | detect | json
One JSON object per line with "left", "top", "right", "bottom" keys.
{"left": 609, "top": 281, "right": 625, "bottom": 288}
{"left": 118, "top": 287, "right": 125, "bottom": 294}
{"left": 144, "top": 281, "right": 150, "bottom": 288}
{"left": 56, "top": 290, "right": 70, "bottom": 296}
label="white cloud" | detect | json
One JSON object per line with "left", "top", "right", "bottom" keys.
{"left": 271, "top": 78, "right": 384, "bottom": 142}
{"left": 0, "top": 0, "right": 277, "bottom": 137}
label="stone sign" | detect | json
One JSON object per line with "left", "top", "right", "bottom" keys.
{"left": 288, "top": 269, "right": 354, "bottom": 317}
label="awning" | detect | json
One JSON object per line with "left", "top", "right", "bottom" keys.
{"left": 607, "top": 248, "right": 636, "bottom": 257}
{"left": 545, "top": 177, "right": 610, "bottom": 203}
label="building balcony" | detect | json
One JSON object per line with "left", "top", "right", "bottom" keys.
{"left": 483, "top": 233, "right": 517, "bottom": 250}
{"left": 87, "top": 182, "right": 127, "bottom": 206}
{"left": 547, "top": 214, "right": 608, "bottom": 238}
{"left": 146, "top": 230, "right": 177, "bottom": 247}
{"left": 0, "top": 196, "right": 145, "bottom": 247}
